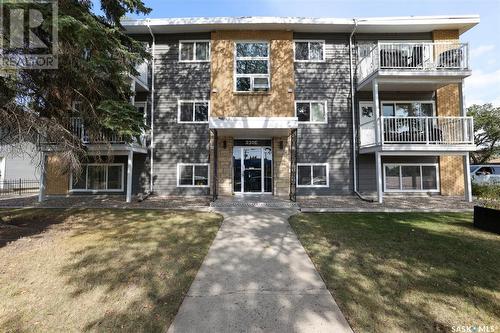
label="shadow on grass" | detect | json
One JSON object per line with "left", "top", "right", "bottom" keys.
{"left": 290, "top": 212, "right": 500, "bottom": 332}
{"left": 0, "top": 208, "right": 74, "bottom": 248}
{"left": 58, "top": 210, "right": 222, "bottom": 332}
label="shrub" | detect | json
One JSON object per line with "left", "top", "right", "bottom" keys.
{"left": 473, "top": 184, "right": 500, "bottom": 209}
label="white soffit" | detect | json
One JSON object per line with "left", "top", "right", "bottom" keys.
{"left": 209, "top": 117, "right": 298, "bottom": 129}
{"left": 122, "top": 15, "right": 480, "bottom": 35}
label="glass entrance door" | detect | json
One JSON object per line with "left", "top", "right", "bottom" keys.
{"left": 243, "top": 148, "right": 262, "bottom": 192}
{"left": 233, "top": 145, "right": 272, "bottom": 194}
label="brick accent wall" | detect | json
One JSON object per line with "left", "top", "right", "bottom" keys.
{"left": 433, "top": 29, "right": 465, "bottom": 196}
{"left": 210, "top": 30, "right": 295, "bottom": 117}
{"left": 45, "top": 154, "right": 69, "bottom": 195}
{"left": 273, "top": 137, "right": 291, "bottom": 197}
{"left": 439, "top": 156, "right": 465, "bottom": 196}
{"left": 216, "top": 137, "right": 234, "bottom": 196}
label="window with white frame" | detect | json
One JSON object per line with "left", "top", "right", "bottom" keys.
{"left": 71, "top": 164, "right": 124, "bottom": 191}
{"left": 297, "top": 163, "right": 329, "bottom": 187}
{"left": 178, "top": 101, "right": 209, "bottom": 123}
{"left": 384, "top": 164, "right": 439, "bottom": 192}
{"left": 294, "top": 40, "right": 325, "bottom": 61}
{"left": 177, "top": 164, "right": 209, "bottom": 187}
{"left": 382, "top": 101, "right": 435, "bottom": 117}
{"left": 235, "top": 42, "right": 270, "bottom": 92}
{"left": 295, "top": 101, "right": 327, "bottom": 123}
{"left": 179, "top": 41, "right": 210, "bottom": 62}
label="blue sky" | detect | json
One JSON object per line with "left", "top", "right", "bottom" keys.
{"left": 101, "top": 0, "right": 500, "bottom": 106}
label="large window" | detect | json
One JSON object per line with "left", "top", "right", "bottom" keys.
{"left": 294, "top": 40, "right": 325, "bottom": 61}
{"left": 71, "top": 164, "right": 124, "bottom": 191}
{"left": 295, "top": 101, "right": 327, "bottom": 123}
{"left": 179, "top": 41, "right": 210, "bottom": 62}
{"left": 382, "top": 101, "right": 435, "bottom": 117}
{"left": 384, "top": 164, "right": 439, "bottom": 192}
{"left": 235, "top": 42, "right": 270, "bottom": 92}
{"left": 178, "top": 101, "right": 209, "bottom": 123}
{"left": 297, "top": 163, "right": 329, "bottom": 187}
{"left": 177, "top": 163, "right": 209, "bottom": 187}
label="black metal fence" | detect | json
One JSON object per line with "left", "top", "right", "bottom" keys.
{"left": 0, "top": 179, "right": 39, "bottom": 196}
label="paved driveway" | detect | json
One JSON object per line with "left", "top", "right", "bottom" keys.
{"left": 167, "top": 207, "right": 353, "bottom": 333}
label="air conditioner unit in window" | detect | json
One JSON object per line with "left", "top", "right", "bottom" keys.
{"left": 253, "top": 77, "right": 269, "bottom": 91}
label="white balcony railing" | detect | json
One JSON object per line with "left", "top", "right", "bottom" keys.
{"left": 71, "top": 117, "right": 146, "bottom": 146}
{"left": 357, "top": 42, "right": 469, "bottom": 83}
{"left": 360, "top": 116, "right": 474, "bottom": 147}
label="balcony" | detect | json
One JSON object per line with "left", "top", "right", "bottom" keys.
{"left": 356, "top": 42, "right": 471, "bottom": 91}
{"left": 70, "top": 117, "right": 147, "bottom": 152}
{"left": 132, "top": 61, "right": 150, "bottom": 92}
{"left": 359, "top": 116, "right": 475, "bottom": 153}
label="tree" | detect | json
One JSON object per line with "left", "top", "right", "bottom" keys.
{"left": 0, "top": 0, "right": 151, "bottom": 173}
{"left": 467, "top": 103, "right": 500, "bottom": 164}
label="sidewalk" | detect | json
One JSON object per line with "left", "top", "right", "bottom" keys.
{"left": 167, "top": 207, "right": 353, "bottom": 333}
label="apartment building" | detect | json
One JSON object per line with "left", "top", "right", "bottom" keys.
{"left": 38, "top": 15, "right": 479, "bottom": 203}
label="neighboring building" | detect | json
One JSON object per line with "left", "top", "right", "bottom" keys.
{"left": 39, "top": 15, "right": 479, "bottom": 203}
{"left": 0, "top": 144, "right": 40, "bottom": 184}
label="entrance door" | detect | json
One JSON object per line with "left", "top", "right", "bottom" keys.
{"left": 233, "top": 145, "right": 272, "bottom": 194}
{"left": 243, "top": 148, "right": 262, "bottom": 192}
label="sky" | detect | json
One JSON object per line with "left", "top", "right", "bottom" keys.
{"left": 100, "top": 0, "right": 500, "bottom": 106}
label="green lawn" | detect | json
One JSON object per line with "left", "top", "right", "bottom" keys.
{"left": 289, "top": 213, "right": 500, "bottom": 333}
{"left": 0, "top": 209, "right": 222, "bottom": 332}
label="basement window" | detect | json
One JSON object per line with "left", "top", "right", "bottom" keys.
{"left": 177, "top": 164, "right": 209, "bottom": 187}
{"left": 70, "top": 164, "right": 124, "bottom": 191}
{"left": 297, "top": 163, "right": 329, "bottom": 187}
{"left": 384, "top": 164, "right": 439, "bottom": 192}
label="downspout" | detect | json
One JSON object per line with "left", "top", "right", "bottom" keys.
{"left": 349, "top": 19, "right": 373, "bottom": 202}
{"left": 146, "top": 22, "right": 155, "bottom": 194}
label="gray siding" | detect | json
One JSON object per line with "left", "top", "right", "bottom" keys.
{"left": 152, "top": 33, "right": 211, "bottom": 195}
{"left": 359, "top": 155, "right": 439, "bottom": 193}
{"left": 294, "top": 33, "right": 353, "bottom": 196}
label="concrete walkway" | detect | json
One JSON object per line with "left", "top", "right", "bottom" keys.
{"left": 167, "top": 208, "right": 353, "bottom": 333}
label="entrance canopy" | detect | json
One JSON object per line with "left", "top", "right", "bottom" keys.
{"left": 209, "top": 117, "right": 298, "bottom": 138}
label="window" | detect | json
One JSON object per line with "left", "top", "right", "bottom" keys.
{"left": 294, "top": 40, "right": 325, "bottom": 61}
{"left": 235, "top": 42, "right": 270, "bottom": 92}
{"left": 383, "top": 164, "right": 439, "bottom": 192}
{"left": 297, "top": 163, "right": 329, "bottom": 187}
{"left": 178, "top": 101, "right": 209, "bottom": 123}
{"left": 179, "top": 41, "right": 210, "bottom": 62}
{"left": 177, "top": 164, "right": 209, "bottom": 187}
{"left": 70, "top": 164, "right": 124, "bottom": 191}
{"left": 382, "top": 101, "right": 435, "bottom": 117}
{"left": 295, "top": 101, "right": 327, "bottom": 123}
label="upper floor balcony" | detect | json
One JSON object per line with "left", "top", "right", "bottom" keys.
{"left": 359, "top": 115, "right": 475, "bottom": 153}
{"left": 356, "top": 42, "right": 471, "bottom": 91}
{"left": 132, "top": 61, "right": 150, "bottom": 92}
{"left": 70, "top": 117, "right": 148, "bottom": 153}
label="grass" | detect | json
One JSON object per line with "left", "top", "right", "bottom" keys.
{"left": 0, "top": 208, "right": 222, "bottom": 333}
{"left": 289, "top": 213, "right": 500, "bottom": 333}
